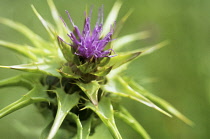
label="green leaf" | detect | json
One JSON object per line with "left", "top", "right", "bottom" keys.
{"left": 0, "top": 84, "right": 49, "bottom": 119}
{"left": 76, "top": 81, "right": 100, "bottom": 106}
{"left": 41, "top": 121, "right": 53, "bottom": 139}
{"left": 0, "top": 40, "right": 37, "bottom": 60}
{"left": 58, "top": 65, "right": 80, "bottom": 79}
{"left": 0, "top": 74, "right": 39, "bottom": 90}
{"left": 47, "top": 89, "right": 80, "bottom": 139}
{"left": 77, "top": 61, "right": 96, "bottom": 74}
{"left": 129, "top": 80, "right": 194, "bottom": 126}
{"left": 113, "top": 31, "right": 150, "bottom": 51}
{"left": 103, "top": 76, "right": 172, "bottom": 117}
{"left": 113, "top": 9, "right": 133, "bottom": 37}
{"left": 67, "top": 113, "right": 92, "bottom": 139}
{"left": 0, "top": 62, "right": 61, "bottom": 77}
{"left": 130, "top": 41, "right": 169, "bottom": 57}
{"left": 41, "top": 121, "right": 75, "bottom": 139}
{"left": 85, "top": 97, "right": 122, "bottom": 139}
{"left": 108, "top": 51, "right": 141, "bottom": 69}
{"left": 90, "top": 66, "right": 112, "bottom": 77}
{"left": 115, "top": 106, "right": 151, "bottom": 139}
{"left": 0, "top": 40, "right": 54, "bottom": 59}
{"left": 31, "top": 5, "right": 55, "bottom": 39}
{"left": 41, "top": 121, "right": 72, "bottom": 139}
{"left": 106, "top": 41, "right": 169, "bottom": 77}
{"left": 80, "top": 116, "right": 92, "bottom": 139}
{"left": 98, "top": 57, "right": 110, "bottom": 67}
{"left": 57, "top": 36, "right": 73, "bottom": 62}
{"left": 101, "top": 0, "right": 122, "bottom": 37}
{"left": 47, "top": 0, "right": 66, "bottom": 36}
{"left": 0, "top": 17, "right": 48, "bottom": 48}
{"left": 68, "top": 112, "right": 83, "bottom": 139}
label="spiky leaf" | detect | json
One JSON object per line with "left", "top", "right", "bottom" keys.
{"left": 128, "top": 80, "right": 194, "bottom": 126}
{"left": 85, "top": 97, "right": 122, "bottom": 139}
{"left": 47, "top": 89, "right": 80, "bottom": 139}
{"left": 31, "top": 5, "right": 55, "bottom": 39}
{"left": 76, "top": 81, "right": 100, "bottom": 105}
{"left": 0, "top": 40, "right": 37, "bottom": 60}
{"left": 101, "top": 1, "right": 122, "bottom": 37}
{"left": 0, "top": 84, "right": 49, "bottom": 119}
{"left": 0, "top": 62, "right": 61, "bottom": 77}
{"left": 90, "top": 66, "right": 112, "bottom": 77}
{"left": 0, "top": 74, "right": 37, "bottom": 90}
{"left": 47, "top": 0, "right": 66, "bottom": 36}
{"left": 115, "top": 106, "right": 151, "bottom": 139}
{"left": 0, "top": 17, "right": 49, "bottom": 48}
{"left": 57, "top": 36, "right": 73, "bottom": 62}
{"left": 103, "top": 76, "right": 171, "bottom": 117}
{"left": 113, "top": 31, "right": 150, "bottom": 51}
{"left": 58, "top": 65, "right": 80, "bottom": 79}
{"left": 108, "top": 52, "right": 141, "bottom": 69}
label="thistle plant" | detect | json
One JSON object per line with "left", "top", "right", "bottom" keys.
{"left": 0, "top": 0, "right": 193, "bottom": 139}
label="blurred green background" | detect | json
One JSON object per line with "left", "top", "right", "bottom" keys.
{"left": 0, "top": 0, "right": 210, "bottom": 139}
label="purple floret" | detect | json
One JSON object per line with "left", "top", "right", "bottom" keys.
{"left": 59, "top": 7, "right": 115, "bottom": 59}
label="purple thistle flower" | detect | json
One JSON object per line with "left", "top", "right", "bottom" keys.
{"left": 58, "top": 7, "right": 115, "bottom": 59}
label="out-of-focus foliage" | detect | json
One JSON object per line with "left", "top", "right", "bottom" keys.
{"left": 0, "top": 0, "right": 209, "bottom": 139}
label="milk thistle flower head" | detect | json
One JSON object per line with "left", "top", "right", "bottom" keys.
{"left": 0, "top": 0, "right": 193, "bottom": 139}
{"left": 59, "top": 8, "right": 115, "bottom": 59}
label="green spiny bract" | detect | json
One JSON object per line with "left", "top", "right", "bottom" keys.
{"left": 0, "top": 0, "right": 193, "bottom": 139}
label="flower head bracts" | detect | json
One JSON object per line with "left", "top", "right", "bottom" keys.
{"left": 59, "top": 7, "right": 115, "bottom": 59}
